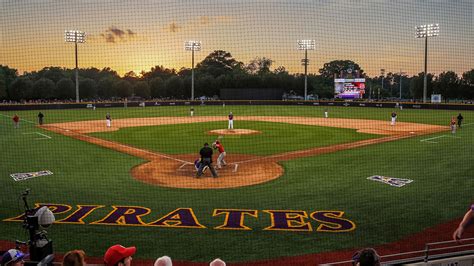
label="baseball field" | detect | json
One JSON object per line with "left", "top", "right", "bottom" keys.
{"left": 0, "top": 105, "right": 473, "bottom": 264}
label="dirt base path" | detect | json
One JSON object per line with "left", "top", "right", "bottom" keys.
{"left": 42, "top": 116, "right": 448, "bottom": 189}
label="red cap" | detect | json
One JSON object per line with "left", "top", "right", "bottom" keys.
{"left": 104, "top": 245, "right": 136, "bottom": 266}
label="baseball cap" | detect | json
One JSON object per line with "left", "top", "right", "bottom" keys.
{"left": 104, "top": 245, "right": 136, "bottom": 266}
{"left": 1, "top": 249, "right": 28, "bottom": 265}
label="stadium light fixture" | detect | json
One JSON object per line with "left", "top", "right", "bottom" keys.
{"left": 185, "top": 41, "right": 201, "bottom": 101}
{"left": 415, "top": 24, "right": 439, "bottom": 103}
{"left": 297, "top": 40, "right": 315, "bottom": 100}
{"left": 65, "top": 30, "right": 86, "bottom": 103}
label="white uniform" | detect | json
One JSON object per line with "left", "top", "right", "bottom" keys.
{"left": 228, "top": 113, "right": 234, "bottom": 129}
{"left": 390, "top": 112, "right": 397, "bottom": 126}
{"left": 106, "top": 114, "right": 111, "bottom": 127}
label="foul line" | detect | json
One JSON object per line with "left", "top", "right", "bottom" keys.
{"left": 22, "top": 132, "right": 52, "bottom": 140}
{"left": 420, "top": 134, "right": 461, "bottom": 143}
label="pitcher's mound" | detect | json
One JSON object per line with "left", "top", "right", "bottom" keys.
{"left": 208, "top": 129, "right": 261, "bottom": 135}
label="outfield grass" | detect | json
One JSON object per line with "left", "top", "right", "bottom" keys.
{"left": 0, "top": 106, "right": 473, "bottom": 263}
{"left": 1, "top": 104, "right": 468, "bottom": 126}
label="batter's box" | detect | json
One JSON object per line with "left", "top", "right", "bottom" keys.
{"left": 367, "top": 175, "right": 413, "bottom": 187}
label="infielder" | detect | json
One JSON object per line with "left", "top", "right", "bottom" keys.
{"left": 390, "top": 111, "right": 397, "bottom": 126}
{"left": 190, "top": 107, "right": 194, "bottom": 117}
{"left": 228, "top": 112, "right": 234, "bottom": 129}
{"left": 213, "top": 140, "right": 227, "bottom": 169}
{"left": 324, "top": 108, "right": 328, "bottom": 118}
{"left": 106, "top": 113, "right": 112, "bottom": 127}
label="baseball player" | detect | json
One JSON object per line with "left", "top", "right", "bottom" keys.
{"left": 213, "top": 140, "right": 227, "bottom": 169}
{"left": 390, "top": 111, "right": 397, "bottom": 126}
{"left": 228, "top": 112, "right": 234, "bottom": 129}
{"left": 324, "top": 108, "right": 329, "bottom": 118}
{"left": 12, "top": 114, "right": 20, "bottom": 128}
{"left": 194, "top": 159, "right": 209, "bottom": 173}
{"left": 106, "top": 113, "right": 112, "bottom": 127}
{"left": 450, "top": 116, "right": 457, "bottom": 134}
{"left": 457, "top": 113, "right": 464, "bottom": 128}
{"left": 190, "top": 107, "right": 194, "bottom": 117}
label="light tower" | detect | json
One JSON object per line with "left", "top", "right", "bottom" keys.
{"left": 297, "top": 40, "right": 315, "bottom": 100}
{"left": 185, "top": 41, "right": 201, "bottom": 100}
{"left": 380, "top": 69, "right": 385, "bottom": 100}
{"left": 65, "top": 30, "right": 86, "bottom": 103}
{"left": 398, "top": 70, "right": 406, "bottom": 100}
{"left": 415, "top": 24, "right": 439, "bottom": 103}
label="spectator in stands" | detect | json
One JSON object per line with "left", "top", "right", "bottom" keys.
{"left": 62, "top": 250, "right": 86, "bottom": 266}
{"left": 352, "top": 248, "right": 380, "bottom": 266}
{"left": 453, "top": 203, "right": 474, "bottom": 242}
{"left": 154, "top": 256, "right": 172, "bottom": 266}
{"left": 1, "top": 249, "right": 28, "bottom": 266}
{"left": 209, "top": 258, "right": 226, "bottom": 266}
{"left": 104, "top": 244, "right": 136, "bottom": 266}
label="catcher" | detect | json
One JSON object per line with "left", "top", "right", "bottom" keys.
{"left": 213, "top": 140, "right": 227, "bottom": 169}
{"left": 194, "top": 158, "right": 209, "bottom": 174}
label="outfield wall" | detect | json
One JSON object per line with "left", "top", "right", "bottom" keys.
{"left": 0, "top": 100, "right": 473, "bottom": 111}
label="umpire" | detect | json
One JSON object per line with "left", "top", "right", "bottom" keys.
{"left": 196, "top": 143, "right": 218, "bottom": 178}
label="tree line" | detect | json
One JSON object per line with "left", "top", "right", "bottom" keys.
{"left": 0, "top": 50, "right": 473, "bottom": 102}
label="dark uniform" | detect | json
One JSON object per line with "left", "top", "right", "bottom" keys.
{"left": 196, "top": 143, "right": 218, "bottom": 178}
{"left": 38, "top": 112, "right": 44, "bottom": 125}
{"left": 457, "top": 113, "right": 464, "bottom": 128}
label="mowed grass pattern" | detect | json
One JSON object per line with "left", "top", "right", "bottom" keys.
{"left": 90, "top": 121, "right": 379, "bottom": 156}
{"left": 0, "top": 106, "right": 473, "bottom": 262}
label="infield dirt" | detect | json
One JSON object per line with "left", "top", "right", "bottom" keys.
{"left": 41, "top": 116, "right": 447, "bottom": 189}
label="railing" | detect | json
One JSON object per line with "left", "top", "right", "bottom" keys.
{"left": 322, "top": 237, "right": 474, "bottom": 265}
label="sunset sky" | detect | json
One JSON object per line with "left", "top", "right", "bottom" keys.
{"left": 0, "top": 0, "right": 472, "bottom": 77}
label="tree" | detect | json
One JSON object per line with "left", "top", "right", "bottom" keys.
{"left": 434, "top": 71, "right": 459, "bottom": 99}
{"left": 310, "top": 75, "right": 333, "bottom": 98}
{"left": 247, "top": 57, "right": 273, "bottom": 75}
{"left": 8, "top": 77, "right": 33, "bottom": 101}
{"left": 38, "top": 67, "right": 67, "bottom": 83}
{"left": 0, "top": 65, "right": 18, "bottom": 99}
{"left": 164, "top": 76, "right": 184, "bottom": 98}
{"left": 141, "top": 65, "right": 176, "bottom": 81}
{"left": 114, "top": 80, "right": 133, "bottom": 98}
{"left": 32, "top": 78, "right": 56, "bottom": 99}
{"left": 409, "top": 72, "right": 434, "bottom": 100}
{"left": 149, "top": 77, "right": 165, "bottom": 98}
{"left": 56, "top": 78, "right": 75, "bottom": 99}
{"left": 97, "top": 76, "right": 118, "bottom": 98}
{"left": 195, "top": 75, "right": 216, "bottom": 96}
{"left": 460, "top": 69, "right": 474, "bottom": 99}
{"left": 319, "top": 60, "right": 364, "bottom": 79}
{"left": 133, "top": 81, "right": 151, "bottom": 99}
{"left": 79, "top": 78, "right": 97, "bottom": 99}
{"left": 197, "top": 50, "right": 242, "bottom": 77}
{"left": 123, "top": 71, "right": 139, "bottom": 82}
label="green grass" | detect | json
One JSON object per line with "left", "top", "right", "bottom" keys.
{"left": 0, "top": 106, "right": 473, "bottom": 263}
{"left": 1, "top": 104, "right": 469, "bottom": 126}
{"left": 90, "top": 120, "right": 379, "bottom": 156}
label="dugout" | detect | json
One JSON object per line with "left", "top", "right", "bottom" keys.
{"left": 220, "top": 88, "right": 284, "bottom": 100}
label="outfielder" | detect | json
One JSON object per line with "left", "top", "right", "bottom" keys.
{"left": 213, "top": 140, "right": 227, "bottom": 169}
{"left": 106, "top": 113, "right": 112, "bottom": 127}
{"left": 228, "top": 112, "right": 234, "bottom": 129}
